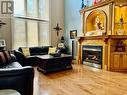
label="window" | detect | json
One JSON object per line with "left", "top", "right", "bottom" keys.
{"left": 39, "top": 21, "right": 50, "bottom": 45}
{"left": 13, "top": 18, "right": 26, "bottom": 48}
{"left": 12, "top": 0, "right": 49, "bottom": 49}
{"left": 39, "top": 0, "right": 49, "bottom": 20}
{"left": 14, "top": 0, "right": 25, "bottom": 16}
{"left": 27, "top": 0, "right": 38, "bottom": 18}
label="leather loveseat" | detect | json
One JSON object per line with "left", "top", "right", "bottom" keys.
{"left": 0, "top": 51, "right": 34, "bottom": 95}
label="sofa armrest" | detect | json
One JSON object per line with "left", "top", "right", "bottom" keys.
{"left": 0, "top": 66, "right": 33, "bottom": 75}
{"left": 0, "top": 66, "right": 34, "bottom": 95}
{"left": 13, "top": 50, "right": 27, "bottom": 65}
{"left": 10, "top": 54, "right": 17, "bottom": 62}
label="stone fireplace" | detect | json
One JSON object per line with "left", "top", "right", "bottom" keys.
{"left": 82, "top": 45, "right": 103, "bottom": 69}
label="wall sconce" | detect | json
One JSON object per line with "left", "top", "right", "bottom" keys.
{"left": 53, "top": 23, "right": 62, "bottom": 36}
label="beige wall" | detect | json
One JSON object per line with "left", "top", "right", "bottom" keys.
{"left": 0, "top": 0, "right": 12, "bottom": 50}
{"left": 49, "top": 0, "right": 64, "bottom": 46}
{"left": 1, "top": 17, "right": 12, "bottom": 50}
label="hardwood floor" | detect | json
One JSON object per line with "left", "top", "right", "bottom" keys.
{"left": 34, "top": 64, "right": 127, "bottom": 95}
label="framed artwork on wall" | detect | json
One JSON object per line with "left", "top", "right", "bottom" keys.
{"left": 70, "top": 30, "right": 77, "bottom": 39}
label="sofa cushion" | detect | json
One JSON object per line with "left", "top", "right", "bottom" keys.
{"left": 29, "top": 46, "right": 50, "bottom": 55}
{"left": 48, "top": 47, "right": 57, "bottom": 54}
{"left": 19, "top": 46, "right": 50, "bottom": 55}
{"left": 0, "top": 51, "right": 11, "bottom": 65}
{"left": 21, "top": 47, "right": 30, "bottom": 56}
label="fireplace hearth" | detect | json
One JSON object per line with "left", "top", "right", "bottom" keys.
{"left": 82, "top": 45, "right": 103, "bottom": 69}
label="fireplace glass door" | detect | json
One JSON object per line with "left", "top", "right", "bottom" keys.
{"left": 82, "top": 46, "right": 102, "bottom": 69}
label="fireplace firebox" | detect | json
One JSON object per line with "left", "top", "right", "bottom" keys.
{"left": 82, "top": 45, "right": 103, "bottom": 69}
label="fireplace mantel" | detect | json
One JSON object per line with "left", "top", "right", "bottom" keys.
{"left": 77, "top": 35, "right": 127, "bottom": 68}
{"left": 77, "top": 35, "right": 127, "bottom": 43}
{"left": 77, "top": 35, "right": 127, "bottom": 71}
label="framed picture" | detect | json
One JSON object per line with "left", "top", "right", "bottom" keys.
{"left": 70, "top": 30, "right": 77, "bottom": 39}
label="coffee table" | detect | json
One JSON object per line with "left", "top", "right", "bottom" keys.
{"left": 37, "top": 54, "right": 72, "bottom": 74}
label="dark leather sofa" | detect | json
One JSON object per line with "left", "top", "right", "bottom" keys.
{"left": 19, "top": 46, "right": 51, "bottom": 56}
{"left": 0, "top": 54, "right": 34, "bottom": 95}
{"left": 14, "top": 46, "right": 72, "bottom": 74}
{"left": 14, "top": 46, "right": 67, "bottom": 66}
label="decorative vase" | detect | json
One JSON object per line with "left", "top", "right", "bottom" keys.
{"left": 117, "top": 29, "right": 124, "bottom": 35}
{"left": 117, "top": 15, "right": 124, "bottom": 35}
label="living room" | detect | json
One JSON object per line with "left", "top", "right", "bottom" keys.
{"left": 0, "top": 0, "right": 127, "bottom": 95}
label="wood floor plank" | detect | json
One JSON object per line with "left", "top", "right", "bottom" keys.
{"left": 34, "top": 64, "right": 127, "bottom": 95}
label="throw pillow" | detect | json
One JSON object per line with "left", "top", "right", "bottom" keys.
{"left": 4, "top": 51, "right": 11, "bottom": 61}
{"left": 0, "top": 51, "right": 11, "bottom": 64}
{"left": 48, "top": 47, "right": 57, "bottom": 54}
{"left": 21, "top": 47, "right": 30, "bottom": 56}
